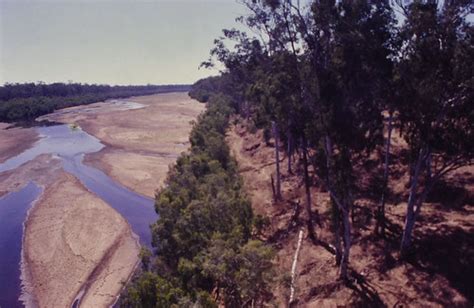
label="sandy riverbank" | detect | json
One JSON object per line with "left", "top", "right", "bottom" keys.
{"left": 0, "top": 155, "right": 140, "bottom": 307}
{"left": 0, "top": 123, "right": 39, "bottom": 164}
{"left": 22, "top": 172, "right": 139, "bottom": 307}
{"left": 43, "top": 92, "right": 205, "bottom": 198}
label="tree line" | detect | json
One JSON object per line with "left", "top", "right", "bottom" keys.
{"left": 0, "top": 82, "right": 190, "bottom": 122}
{"left": 120, "top": 93, "right": 274, "bottom": 307}
{"left": 199, "top": 0, "right": 472, "bottom": 282}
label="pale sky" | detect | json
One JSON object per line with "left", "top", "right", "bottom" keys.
{"left": 0, "top": 0, "right": 247, "bottom": 85}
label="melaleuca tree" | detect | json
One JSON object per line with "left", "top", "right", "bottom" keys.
{"left": 396, "top": 0, "right": 473, "bottom": 257}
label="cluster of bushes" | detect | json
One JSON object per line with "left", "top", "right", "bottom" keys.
{"left": 0, "top": 83, "right": 190, "bottom": 122}
{"left": 187, "top": 76, "right": 224, "bottom": 103}
{"left": 120, "top": 92, "right": 274, "bottom": 307}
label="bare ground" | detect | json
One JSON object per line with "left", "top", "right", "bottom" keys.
{"left": 0, "top": 123, "right": 38, "bottom": 164}
{"left": 227, "top": 119, "right": 473, "bottom": 307}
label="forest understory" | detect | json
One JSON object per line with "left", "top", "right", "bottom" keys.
{"left": 227, "top": 118, "right": 473, "bottom": 307}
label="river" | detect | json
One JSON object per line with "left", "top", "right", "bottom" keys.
{"left": 0, "top": 107, "right": 158, "bottom": 306}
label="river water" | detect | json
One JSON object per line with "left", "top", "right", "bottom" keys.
{"left": 0, "top": 183, "right": 42, "bottom": 308}
{"left": 0, "top": 106, "right": 158, "bottom": 307}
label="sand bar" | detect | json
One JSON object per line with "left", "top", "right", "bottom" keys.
{"left": 42, "top": 92, "right": 205, "bottom": 197}
{"left": 21, "top": 172, "right": 139, "bottom": 307}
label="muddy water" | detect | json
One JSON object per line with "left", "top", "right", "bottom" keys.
{"left": 0, "top": 122, "right": 157, "bottom": 307}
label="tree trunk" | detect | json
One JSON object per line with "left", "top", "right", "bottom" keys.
{"left": 288, "top": 132, "right": 293, "bottom": 174}
{"left": 324, "top": 136, "right": 342, "bottom": 263}
{"left": 412, "top": 152, "right": 433, "bottom": 222}
{"left": 302, "top": 135, "right": 315, "bottom": 239}
{"left": 340, "top": 205, "right": 351, "bottom": 281}
{"left": 376, "top": 111, "right": 393, "bottom": 236}
{"left": 333, "top": 201, "right": 342, "bottom": 265}
{"left": 271, "top": 175, "right": 276, "bottom": 202}
{"left": 400, "top": 149, "right": 425, "bottom": 257}
{"left": 272, "top": 121, "right": 282, "bottom": 200}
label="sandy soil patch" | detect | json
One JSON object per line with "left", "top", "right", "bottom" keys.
{"left": 21, "top": 172, "right": 139, "bottom": 307}
{"left": 0, "top": 154, "right": 62, "bottom": 197}
{"left": 0, "top": 123, "right": 39, "bottom": 164}
{"left": 84, "top": 149, "right": 171, "bottom": 197}
{"left": 41, "top": 92, "right": 205, "bottom": 197}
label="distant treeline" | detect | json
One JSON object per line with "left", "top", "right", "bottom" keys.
{"left": 0, "top": 82, "right": 190, "bottom": 122}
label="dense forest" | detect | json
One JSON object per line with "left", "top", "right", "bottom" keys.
{"left": 122, "top": 0, "right": 472, "bottom": 306}
{"left": 0, "top": 83, "right": 190, "bottom": 122}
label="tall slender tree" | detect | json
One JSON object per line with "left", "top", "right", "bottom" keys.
{"left": 396, "top": 0, "right": 473, "bottom": 256}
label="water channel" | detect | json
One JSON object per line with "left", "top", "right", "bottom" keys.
{"left": 0, "top": 102, "right": 158, "bottom": 307}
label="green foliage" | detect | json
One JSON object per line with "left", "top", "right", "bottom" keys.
{"left": 252, "top": 214, "right": 270, "bottom": 237}
{"left": 139, "top": 248, "right": 152, "bottom": 271}
{"left": 188, "top": 76, "right": 222, "bottom": 103}
{"left": 121, "top": 86, "right": 274, "bottom": 307}
{"left": 120, "top": 272, "right": 190, "bottom": 308}
{"left": 397, "top": 1, "right": 473, "bottom": 160}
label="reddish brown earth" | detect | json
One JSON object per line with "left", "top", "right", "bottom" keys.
{"left": 227, "top": 119, "right": 473, "bottom": 307}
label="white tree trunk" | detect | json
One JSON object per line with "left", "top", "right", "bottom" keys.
{"left": 289, "top": 228, "right": 304, "bottom": 305}
{"left": 376, "top": 111, "right": 393, "bottom": 235}
{"left": 325, "top": 136, "right": 342, "bottom": 263}
{"left": 400, "top": 149, "right": 425, "bottom": 256}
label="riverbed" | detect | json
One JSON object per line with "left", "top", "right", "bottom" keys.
{"left": 0, "top": 92, "right": 205, "bottom": 307}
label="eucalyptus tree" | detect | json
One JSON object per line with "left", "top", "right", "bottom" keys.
{"left": 214, "top": 0, "right": 320, "bottom": 238}
{"left": 301, "top": 0, "right": 396, "bottom": 279}
{"left": 396, "top": 0, "right": 473, "bottom": 257}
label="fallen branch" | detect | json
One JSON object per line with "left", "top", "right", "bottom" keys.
{"left": 289, "top": 228, "right": 304, "bottom": 305}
